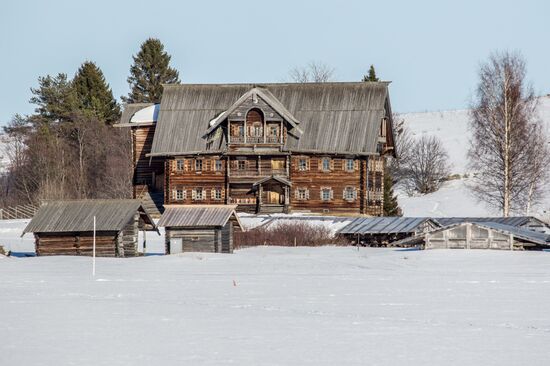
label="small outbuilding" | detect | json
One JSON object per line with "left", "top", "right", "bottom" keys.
{"left": 395, "top": 222, "right": 550, "bottom": 250}
{"left": 158, "top": 205, "right": 243, "bottom": 254}
{"left": 22, "top": 200, "right": 158, "bottom": 257}
{"left": 337, "top": 217, "right": 440, "bottom": 246}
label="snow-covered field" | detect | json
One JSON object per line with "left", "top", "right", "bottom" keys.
{"left": 399, "top": 95, "right": 550, "bottom": 218}
{"left": 1, "top": 247, "right": 550, "bottom": 366}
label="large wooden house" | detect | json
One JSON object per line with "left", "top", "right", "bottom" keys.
{"left": 118, "top": 82, "right": 396, "bottom": 215}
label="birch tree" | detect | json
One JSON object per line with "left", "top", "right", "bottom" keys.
{"left": 468, "top": 51, "right": 546, "bottom": 216}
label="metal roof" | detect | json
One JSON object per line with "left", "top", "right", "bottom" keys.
{"left": 158, "top": 205, "right": 243, "bottom": 229}
{"left": 478, "top": 222, "right": 550, "bottom": 245}
{"left": 337, "top": 217, "right": 436, "bottom": 235}
{"left": 434, "top": 216, "right": 542, "bottom": 227}
{"left": 22, "top": 200, "right": 157, "bottom": 234}
{"left": 150, "top": 82, "right": 391, "bottom": 156}
{"left": 394, "top": 221, "right": 550, "bottom": 247}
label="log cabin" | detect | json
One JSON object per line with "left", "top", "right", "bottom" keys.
{"left": 158, "top": 205, "right": 243, "bottom": 254}
{"left": 118, "top": 82, "right": 396, "bottom": 215}
{"left": 22, "top": 200, "right": 158, "bottom": 257}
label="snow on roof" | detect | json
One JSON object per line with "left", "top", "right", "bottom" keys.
{"left": 130, "top": 104, "right": 160, "bottom": 123}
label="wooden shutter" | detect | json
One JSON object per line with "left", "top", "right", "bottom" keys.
{"left": 305, "top": 188, "right": 310, "bottom": 200}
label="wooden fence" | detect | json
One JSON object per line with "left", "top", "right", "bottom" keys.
{"left": 0, "top": 204, "right": 39, "bottom": 220}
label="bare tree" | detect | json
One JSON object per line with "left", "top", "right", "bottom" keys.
{"left": 387, "top": 114, "right": 414, "bottom": 183}
{"left": 402, "top": 135, "right": 450, "bottom": 194}
{"left": 522, "top": 122, "right": 550, "bottom": 214}
{"left": 289, "top": 61, "right": 335, "bottom": 82}
{"left": 468, "top": 51, "right": 546, "bottom": 216}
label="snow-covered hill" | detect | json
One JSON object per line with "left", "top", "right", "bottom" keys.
{"left": 398, "top": 95, "right": 550, "bottom": 219}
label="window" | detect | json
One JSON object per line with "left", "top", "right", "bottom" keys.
{"left": 173, "top": 188, "right": 186, "bottom": 201}
{"left": 253, "top": 124, "right": 262, "bottom": 137}
{"left": 320, "top": 187, "right": 333, "bottom": 201}
{"left": 212, "top": 187, "right": 222, "bottom": 200}
{"left": 345, "top": 159, "right": 354, "bottom": 171}
{"left": 176, "top": 159, "right": 184, "bottom": 171}
{"left": 270, "top": 126, "right": 278, "bottom": 136}
{"left": 296, "top": 188, "right": 309, "bottom": 200}
{"left": 214, "top": 159, "right": 223, "bottom": 171}
{"left": 322, "top": 158, "right": 330, "bottom": 171}
{"left": 238, "top": 125, "right": 245, "bottom": 136}
{"left": 237, "top": 160, "right": 246, "bottom": 170}
{"left": 195, "top": 159, "right": 203, "bottom": 171}
{"left": 298, "top": 158, "right": 308, "bottom": 171}
{"left": 343, "top": 186, "right": 357, "bottom": 201}
{"left": 193, "top": 187, "right": 204, "bottom": 200}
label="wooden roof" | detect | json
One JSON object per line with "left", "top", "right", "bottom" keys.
{"left": 158, "top": 205, "right": 243, "bottom": 229}
{"left": 150, "top": 82, "right": 392, "bottom": 156}
{"left": 22, "top": 200, "right": 157, "bottom": 234}
{"left": 116, "top": 103, "right": 155, "bottom": 127}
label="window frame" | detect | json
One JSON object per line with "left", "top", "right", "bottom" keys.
{"left": 321, "top": 157, "right": 331, "bottom": 172}
{"left": 176, "top": 159, "right": 185, "bottom": 171}
{"left": 298, "top": 158, "right": 308, "bottom": 171}
{"left": 321, "top": 187, "right": 333, "bottom": 201}
{"left": 345, "top": 159, "right": 354, "bottom": 172}
{"left": 343, "top": 186, "right": 357, "bottom": 201}
{"left": 214, "top": 159, "right": 223, "bottom": 172}
{"left": 195, "top": 159, "right": 203, "bottom": 172}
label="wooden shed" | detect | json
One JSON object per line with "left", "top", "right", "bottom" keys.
{"left": 158, "top": 205, "right": 243, "bottom": 254}
{"left": 22, "top": 200, "right": 158, "bottom": 257}
{"left": 395, "top": 222, "right": 550, "bottom": 250}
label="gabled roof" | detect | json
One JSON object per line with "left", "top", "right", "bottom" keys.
{"left": 150, "top": 82, "right": 391, "bottom": 156}
{"left": 158, "top": 205, "right": 243, "bottom": 229}
{"left": 337, "top": 217, "right": 438, "bottom": 235}
{"left": 252, "top": 175, "right": 292, "bottom": 187}
{"left": 22, "top": 200, "right": 157, "bottom": 234}
{"left": 203, "top": 87, "right": 303, "bottom": 137}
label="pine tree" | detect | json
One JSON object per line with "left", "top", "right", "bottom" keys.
{"left": 383, "top": 168, "right": 401, "bottom": 216}
{"left": 72, "top": 61, "right": 120, "bottom": 124}
{"left": 362, "top": 65, "right": 379, "bottom": 82}
{"left": 123, "top": 38, "right": 180, "bottom": 103}
{"left": 29, "top": 73, "right": 77, "bottom": 125}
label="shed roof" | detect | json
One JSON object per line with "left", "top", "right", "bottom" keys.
{"left": 116, "top": 103, "right": 155, "bottom": 127}
{"left": 150, "top": 82, "right": 391, "bottom": 156}
{"left": 23, "top": 200, "right": 157, "bottom": 234}
{"left": 158, "top": 205, "right": 243, "bottom": 229}
{"left": 337, "top": 217, "right": 437, "bottom": 235}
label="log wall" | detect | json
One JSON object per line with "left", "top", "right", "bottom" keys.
{"left": 35, "top": 231, "right": 119, "bottom": 257}
{"left": 133, "top": 125, "right": 165, "bottom": 196}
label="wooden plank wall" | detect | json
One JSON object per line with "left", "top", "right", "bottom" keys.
{"left": 35, "top": 232, "right": 118, "bottom": 257}
{"left": 165, "top": 156, "right": 226, "bottom": 205}
{"left": 164, "top": 154, "right": 385, "bottom": 215}
{"left": 166, "top": 227, "right": 219, "bottom": 253}
{"left": 133, "top": 125, "right": 165, "bottom": 194}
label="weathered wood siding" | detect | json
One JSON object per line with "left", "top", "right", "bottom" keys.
{"left": 164, "top": 154, "right": 385, "bottom": 215}
{"left": 35, "top": 232, "right": 118, "bottom": 257}
{"left": 133, "top": 125, "right": 164, "bottom": 196}
{"left": 221, "top": 221, "right": 234, "bottom": 253}
{"left": 118, "top": 213, "right": 138, "bottom": 257}
{"left": 166, "top": 227, "right": 230, "bottom": 253}
{"left": 165, "top": 156, "right": 226, "bottom": 205}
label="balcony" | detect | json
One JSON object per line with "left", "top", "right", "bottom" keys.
{"left": 230, "top": 168, "right": 287, "bottom": 177}
{"left": 229, "top": 135, "right": 282, "bottom": 144}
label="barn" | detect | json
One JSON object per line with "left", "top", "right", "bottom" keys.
{"left": 22, "top": 200, "right": 158, "bottom": 257}
{"left": 158, "top": 205, "right": 243, "bottom": 254}
{"left": 395, "top": 221, "right": 550, "bottom": 250}
{"left": 337, "top": 217, "right": 440, "bottom": 246}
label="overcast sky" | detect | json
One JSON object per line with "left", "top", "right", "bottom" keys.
{"left": 1, "top": 0, "right": 548, "bottom": 125}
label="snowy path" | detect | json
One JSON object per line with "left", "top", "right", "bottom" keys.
{"left": 1, "top": 247, "right": 549, "bottom": 365}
